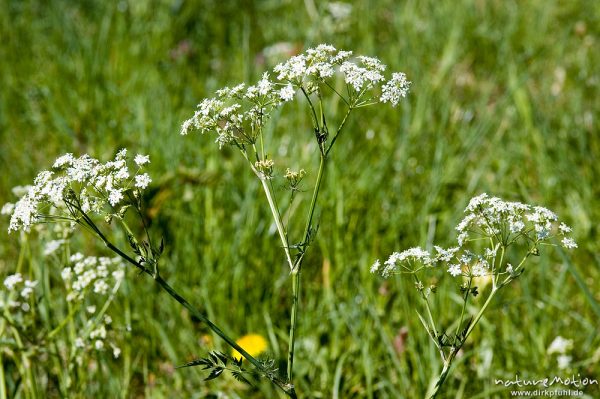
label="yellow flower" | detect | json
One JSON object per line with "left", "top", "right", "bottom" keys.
{"left": 231, "top": 334, "right": 268, "bottom": 361}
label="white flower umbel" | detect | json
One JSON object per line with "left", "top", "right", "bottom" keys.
{"left": 62, "top": 254, "right": 125, "bottom": 302}
{"left": 547, "top": 336, "right": 574, "bottom": 355}
{"left": 371, "top": 194, "right": 577, "bottom": 399}
{"left": 7, "top": 150, "right": 153, "bottom": 233}
{"left": 181, "top": 44, "right": 410, "bottom": 148}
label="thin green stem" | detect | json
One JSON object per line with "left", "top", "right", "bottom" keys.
{"left": 428, "top": 288, "right": 497, "bottom": 399}
{"left": 461, "top": 288, "right": 497, "bottom": 347}
{"left": 47, "top": 304, "right": 80, "bottom": 340}
{"left": 453, "top": 277, "right": 472, "bottom": 344}
{"left": 498, "top": 252, "right": 532, "bottom": 288}
{"left": 287, "top": 269, "right": 300, "bottom": 382}
{"left": 325, "top": 107, "right": 352, "bottom": 156}
{"left": 412, "top": 274, "right": 444, "bottom": 361}
{"left": 428, "top": 352, "right": 456, "bottom": 399}
{"left": 260, "top": 178, "right": 295, "bottom": 269}
{"left": 296, "top": 154, "right": 326, "bottom": 268}
{"left": 301, "top": 87, "right": 319, "bottom": 129}
{"left": 0, "top": 352, "right": 6, "bottom": 399}
{"left": 493, "top": 245, "right": 505, "bottom": 290}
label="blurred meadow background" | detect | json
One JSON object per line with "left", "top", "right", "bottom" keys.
{"left": 1, "top": 0, "right": 599, "bottom": 398}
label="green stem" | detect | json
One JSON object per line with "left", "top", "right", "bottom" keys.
{"left": 493, "top": 245, "right": 505, "bottom": 290}
{"left": 0, "top": 352, "right": 6, "bottom": 399}
{"left": 47, "top": 304, "right": 80, "bottom": 340}
{"left": 325, "top": 107, "right": 352, "bottom": 156}
{"left": 287, "top": 269, "right": 300, "bottom": 382}
{"left": 297, "top": 154, "right": 327, "bottom": 267}
{"left": 260, "top": 178, "right": 295, "bottom": 269}
{"left": 454, "top": 278, "right": 472, "bottom": 344}
{"left": 286, "top": 151, "right": 327, "bottom": 388}
{"left": 429, "top": 287, "right": 499, "bottom": 398}
{"left": 428, "top": 352, "right": 456, "bottom": 399}
{"left": 462, "top": 288, "right": 497, "bottom": 350}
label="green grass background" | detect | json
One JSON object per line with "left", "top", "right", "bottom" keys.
{"left": 0, "top": 0, "right": 599, "bottom": 397}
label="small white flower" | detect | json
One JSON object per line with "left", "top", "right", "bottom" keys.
{"left": 114, "top": 167, "right": 129, "bottom": 180}
{"left": 86, "top": 305, "right": 97, "bottom": 314}
{"left": 370, "top": 259, "right": 381, "bottom": 274}
{"left": 509, "top": 220, "right": 525, "bottom": 233}
{"left": 108, "top": 189, "right": 123, "bottom": 206}
{"left": 53, "top": 153, "right": 74, "bottom": 168}
{"left": 561, "top": 237, "right": 577, "bottom": 249}
{"left": 274, "top": 55, "right": 307, "bottom": 81}
{"left": 471, "top": 259, "right": 489, "bottom": 277}
{"left": 256, "top": 72, "right": 273, "bottom": 96}
{"left": 134, "top": 173, "right": 152, "bottom": 189}
{"left": 70, "top": 253, "right": 84, "bottom": 263}
{"left": 557, "top": 355, "right": 572, "bottom": 370}
{"left": 112, "top": 269, "right": 125, "bottom": 281}
{"left": 134, "top": 154, "right": 150, "bottom": 166}
{"left": 506, "top": 263, "right": 514, "bottom": 274}
{"left": 44, "top": 239, "right": 65, "bottom": 256}
{"left": 559, "top": 222, "right": 572, "bottom": 234}
{"left": 8, "top": 195, "right": 38, "bottom": 233}
{"left": 94, "top": 340, "right": 104, "bottom": 350}
{"left": 93, "top": 280, "right": 110, "bottom": 295}
{"left": 75, "top": 338, "right": 85, "bottom": 348}
{"left": 279, "top": 84, "right": 296, "bottom": 101}
{"left": 1, "top": 202, "right": 15, "bottom": 216}
{"left": 380, "top": 72, "right": 411, "bottom": 106}
{"left": 484, "top": 247, "right": 497, "bottom": 258}
{"left": 547, "top": 336, "right": 573, "bottom": 355}
{"left": 4, "top": 273, "right": 23, "bottom": 290}
{"left": 435, "top": 246, "right": 459, "bottom": 262}
{"left": 448, "top": 264, "right": 462, "bottom": 277}
{"left": 20, "top": 280, "right": 37, "bottom": 298}
{"left": 112, "top": 345, "right": 121, "bottom": 358}
{"left": 90, "top": 325, "right": 107, "bottom": 340}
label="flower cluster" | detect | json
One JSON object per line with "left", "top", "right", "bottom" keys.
{"left": 180, "top": 44, "right": 411, "bottom": 148}
{"left": 455, "top": 193, "right": 576, "bottom": 247}
{"left": 6, "top": 150, "right": 152, "bottom": 233}
{"left": 371, "top": 247, "right": 433, "bottom": 277}
{"left": 284, "top": 168, "right": 306, "bottom": 189}
{"left": 74, "top": 313, "right": 122, "bottom": 363}
{"left": 371, "top": 194, "right": 576, "bottom": 279}
{"left": 547, "top": 336, "right": 574, "bottom": 370}
{"left": 1, "top": 273, "right": 38, "bottom": 313}
{"left": 255, "top": 159, "right": 275, "bottom": 180}
{"left": 61, "top": 253, "right": 125, "bottom": 302}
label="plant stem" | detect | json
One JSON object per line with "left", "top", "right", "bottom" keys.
{"left": 286, "top": 152, "right": 327, "bottom": 388}
{"left": 428, "top": 352, "right": 456, "bottom": 399}
{"left": 325, "top": 107, "right": 352, "bottom": 156}
{"left": 298, "top": 154, "right": 327, "bottom": 266}
{"left": 428, "top": 288, "right": 498, "bottom": 398}
{"left": 0, "top": 352, "right": 6, "bottom": 399}
{"left": 453, "top": 278, "right": 472, "bottom": 343}
{"left": 287, "top": 268, "right": 300, "bottom": 381}
{"left": 260, "top": 178, "right": 295, "bottom": 269}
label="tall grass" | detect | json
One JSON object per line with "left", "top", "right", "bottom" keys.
{"left": 1, "top": 0, "right": 598, "bottom": 397}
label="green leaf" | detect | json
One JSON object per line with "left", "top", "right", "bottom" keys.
{"left": 205, "top": 367, "right": 224, "bottom": 381}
